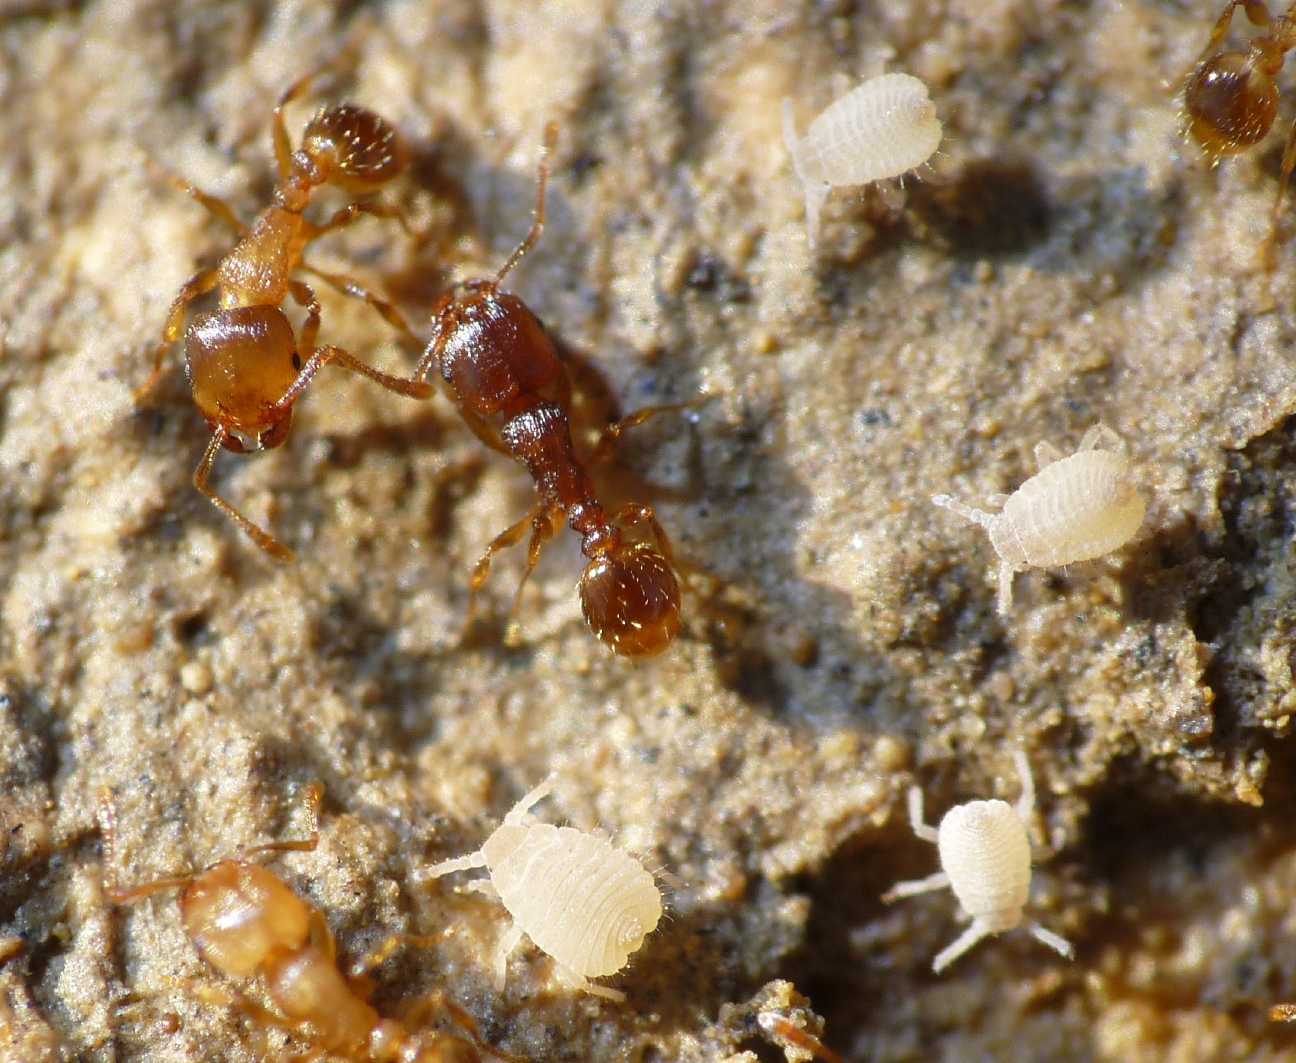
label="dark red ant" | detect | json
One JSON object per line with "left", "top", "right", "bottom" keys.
{"left": 98, "top": 785, "right": 497, "bottom": 1062}
{"left": 414, "top": 125, "right": 693, "bottom": 658}
{"left": 140, "top": 73, "right": 433, "bottom": 560}
{"left": 1183, "top": 0, "right": 1296, "bottom": 264}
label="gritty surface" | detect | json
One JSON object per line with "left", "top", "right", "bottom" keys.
{"left": 3, "top": 0, "right": 1296, "bottom": 1060}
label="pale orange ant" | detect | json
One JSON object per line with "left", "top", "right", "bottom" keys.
{"left": 1184, "top": 0, "right": 1296, "bottom": 263}
{"left": 413, "top": 124, "right": 693, "bottom": 658}
{"left": 97, "top": 785, "right": 500, "bottom": 1062}
{"left": 140, "top": 73, "right": 434, "bottom": 560}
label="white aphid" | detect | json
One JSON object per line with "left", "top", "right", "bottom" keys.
{"left": 933, "top": 424, "right": 1146, "bottom": 615}
{"left": 417, "top": 777, "right": 662, "bottom": 1002}
{"left": 883, "top": 750, "right": 1073, "bottom": 973}
{"left": 782, "top": 72, "right": 942, "bottom": 248}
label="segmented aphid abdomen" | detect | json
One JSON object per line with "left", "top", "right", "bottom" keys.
{"left": 1001, "top": 451, "right": 1142, "bottom": 567}
{"left": 491, "top": 824, "right": 661, "bottom": 978}
{"left": 802, "top": 72, "right": 941, "bottom": 185}
{"left": 937, "top": 801, "right": 1031, "bottom": 920}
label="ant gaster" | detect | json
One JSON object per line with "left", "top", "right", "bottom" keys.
{"left": 1184, "top": 0, "right": 1296, "bottom": 263}
{"left": 140, "top": 74, "right": 433, "bottom": 560}
{"left": 414, "top": 125, "right": 688, "bottom": 658}
{"left": 98, "top": 785, "right": 490, "bottom": 1062}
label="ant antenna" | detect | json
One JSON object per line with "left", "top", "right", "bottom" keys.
{"left": 494, "top": 121, "right": 559, "bottom": 288}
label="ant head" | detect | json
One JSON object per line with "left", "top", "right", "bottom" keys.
{"left": 301, "top": 103, "right": 409, "bottom": 194}
{"left": 181, "top": 861, "right": 311, "bottom": 979}
{"left": 1185, "top": 51, "right": 1279, "bottom": 158}
{"left": 579, "top": 539, "right": 681, "bottom": 658}
{"left": 185, "top": 306, "right": 301, "bottom": 445}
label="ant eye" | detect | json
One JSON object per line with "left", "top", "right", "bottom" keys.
{"left": 292, "top": 352, "right": 302, "bottom": 371}
{"left": 1186, "top": 53, "right": 1279, "bottom": 155}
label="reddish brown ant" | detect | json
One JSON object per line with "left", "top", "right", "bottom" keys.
{"left": 414, "top": 125, "right": 692, "bottom": 658}
{"left": 1183, "top": 0, "right": 1296, "bottom": 263}
{"left": 140, "top": 73, "right": 433, "bottom": 560}
{"left": 98, "top": 784, "right": 498, "bottom": 1062}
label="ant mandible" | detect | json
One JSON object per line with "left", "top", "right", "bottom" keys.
{"left": 140, "top": 73, "right": 433, "bottom": 560}
{"left": 414, "top": 124, "right": 690, "bottom": 659}
{"left": 98, "top": 785, "right": 493, "bottom": 1062}
{"left": 1184, "top": 0, "right": 1296, "bottom": 264}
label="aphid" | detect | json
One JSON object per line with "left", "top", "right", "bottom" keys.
{"left": 1182, "top": 0, "right": 1296, "bottom": 265}
{"left": 416, "top": 777, "right": 663, "bottom": 1002}
{"left": 782, "top": 72, "right": 943, "bottom": 249}
{"left": 98, "top": 785, "right": 488, "bottom": 1062}
{"left": 932, "top": 424, "right": 1146, "bottom": 615}
{"left": 140, "top": 73, "right": 433, "bottom": 560}
{"left": 883, "top": 750, "right": 1074, "bottom": 973}
{"left": 413, "top": 124, "right": 688, "bottom": 657}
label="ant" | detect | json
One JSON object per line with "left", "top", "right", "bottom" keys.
{"left": 1184, "top": 0, "right": 1296, "bottom": 264}
{"left": 413, "top": 124, "right": 693, "bottom": 658}
{"left": 98, "top": 784, "right": 500, "bottom": 1062}
{"left": 139, "top": 73, "right": 433, "bottom": 560}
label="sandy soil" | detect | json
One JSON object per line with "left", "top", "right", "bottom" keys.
{"left": 4, "top": 1, "right": 1296, "bottom": 1060}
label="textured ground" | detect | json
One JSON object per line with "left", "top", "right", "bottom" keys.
{"left": 5, "top": 0, "right": 1296, "bottom": 1059}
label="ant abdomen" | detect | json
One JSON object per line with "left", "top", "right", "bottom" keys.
{"left": 579, "top": 541, "right": 682, "bottom": 658}
{"left": 301, "top": 103, "right": 409, "bottom": 192}
{"left": 1185, "top": 51, "right": 1279, "bottom": 156}
{"left": 186, "top": 307, "right": 300, "bottom": 442}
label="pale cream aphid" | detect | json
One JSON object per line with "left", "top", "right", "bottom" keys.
{"left": 782, "top": 72, "right": 943, "bottom": 249}
{"left": 883, "top": 750, "right": 1073, "bottom": 973}
{"left": 417, "top": 778, "right": 663, "bottom": 1002}
{"left": 932, "top": 424, "right": 1146, "bottom": 615}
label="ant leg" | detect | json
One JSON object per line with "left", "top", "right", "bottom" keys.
{"left": 503, "top": 511, "right": 559, "bottom": 646}
{"left": 1262, "top": 114, "right": 1296, "bottom": 270}
{"left": 464, "top": 504, "right": 544, "bottom": 634}
{"left": 136, "top": 268, "right": 220, "bottom": 403}
{"left": 306, "top": 198, "right": 414, "bottom": 240}
{"left": 274, "top": 72, "right": 318, "bottom": 179}
{"left": 147, "top": 159, "right": 246, "bottom": 235}
{"left": 240, "top": 783, "right": 323, "bottom": 859}
{"left": 274, "top": 343, "right": 433, "bottom": 411}
{"left": 493, "top": 121, "right": 559, "bottom": 288}
{"left": 588, "top": 398, "right": 708, "bottom": 468}
{"left": 299, "top": 263, "right": 419, "bottom": 344}
{"left": 346, "top": 932, "right": 442, "bottom": 982}
{"left": 193, "top": 426, "right": 296, "bottom": 561}
{"left": 96, "top": 789, "right": 196, "bottom": 904}
{"left": 757, "top": 1014, "right": 847, "bottom": 1063}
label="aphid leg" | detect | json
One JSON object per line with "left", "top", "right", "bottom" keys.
{"left": 996, "top": 560, "right": 1015, "bottom": 617}
{"left": 493, "top": 121, "right": 559, "bottom": 290}
{"left": 505, "top": 775, "right": 557, "bottom": 824}
{"left": 463, "top": 878, "right": 500, "bottom": 899}
{"left": 931, "top": 493, "right": 998, "bottom": 526}
{"left": 553, "top": 961, "right": 626, "bottom": 1003}
{"left": 416, "top": 849, "right": 489, "bottom": 882}
{"left": 299, "top": 263, "right": 420, "bottom": 345}
{"left": 193, "top": 426, "right": 296, "bottom": 561}
{"left": 274, "top": 71, "right": 319, "bottom": 179}
{"left": 503, "top": 510, "right": 559, "bottom": 648}
{"left": 906, "top": 783, "right": 939, "bottom": 843}
{"left": 931, "top": 917, "right": 993, "bottom": 973}
{"left": 1078, "top": 423, "right": 1123, "bottom": 453}
{"left": 135, "top": 267, "right": 220, "bottom": 403}
{"left": 1027, "top": 922, "right": 1074, "bottom": 960}
{"left": 96, "top": 789, "right": 195, "bottom": 904}
{"left": 464, "top": 504, "right": 545, "bottom": 637}
{"left": 881, "top": 870, "right": 950, "bottom": 903}
{"left": 1034, "top": 441, "right": 1065, "bottom": 469}
{"left": 493, "top": 924, "right": 525, "bottom": 990}
{"left": 1011, "top": 750, "right": 1036, "bottom": 825}
{"left": 781, "top": 97, "right": 828, "bottom": 251}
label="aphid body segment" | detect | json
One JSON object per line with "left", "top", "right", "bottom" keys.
{"left": 414, "top": 125, "right": 687, "bottom": 657}
{"left": 883, "top": 751, "right": 1073, "bottom": 973}
{"left": 782, "top": 72, "right": 942, "bottom": 248}
{"left": 933, "top": 424, "right": 1145, "bottom": 615}
{"left": 1182, "top": 0, "right": 1296, "bottom": 265}
{"left": 98, "top": 787, "right": 486, "bottom": 1063}
{"left": 142, "top": 75, "right": 432, "bottom": 560}
{"left": 418, "top": 778, "right": 663, "bottom": 1002}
